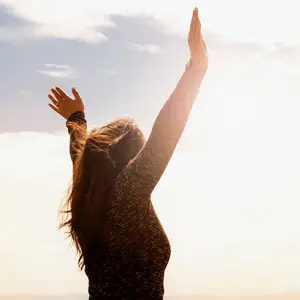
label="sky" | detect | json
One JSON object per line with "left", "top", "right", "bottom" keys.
{"left": 1, "top": 0, "right": 300, "bottom": 297}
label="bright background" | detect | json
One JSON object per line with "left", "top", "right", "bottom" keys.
{"left": 0, "top": 0, "right": 300, "bottom": 297}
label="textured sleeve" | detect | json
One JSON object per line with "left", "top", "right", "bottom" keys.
{"left": 66, "top": 111, "right": 87, "bottom": 165}
{"left": 121, "top": 64, "right": 205, "bottom": 196}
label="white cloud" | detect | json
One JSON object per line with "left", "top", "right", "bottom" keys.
{"left": 0, "top": 131, "right": 82, "bottom": 294}
{"left": 1, "top": 126, "right": 300, "bottom": 295}
{"left": 98, "top": 69, "right": 117, "bottom": 75}
{"left": 44, "top": 63, "right": 73, "bottom": 69}
{"left": 0, "top": 25, "right": 34, "bottom": 41}
{"left": 18, "top": 90, "right": 33, "bottom": 97}
{"left": 37, "top": 63, "right": 76, "bottom": 78}
{"left": 0, "top": 0, "right": 299, "bottom": 45}
{"left": 128, "top": 43, "right": 161, "bottom": 54}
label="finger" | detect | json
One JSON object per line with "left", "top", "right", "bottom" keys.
{"left": 72, "top": 87, "right": 83, "bottom": 103}
{"left": 55, "top": 86, "right": 71, "bottom": 100}
{"left": 195, "top": 15, "right": 201, "bottom": 41}
{"left": 48, "top": 94, "right": 58, "bottom": 106}
{"left": 192, "top": 8, "right": 199, "bottom": 41}
{"left": 189, "top": 8, "right": 197, "bottom": 43}
{"left": 194, "top": 7, "right": 198, "bottom": 18}
{"left": 195, "top": 9, "right": 200, "bottom": 27}
{"left": 198, "top": 12, "right": 202, "bottom": 33}
{"left": 202, "top": 38, "right": 207, "bottom": 53}
{"left": 189, "top": 8, "right": 195, "bottom": 35}
{"left": 51, "top": 88, "right": 61, "bottom": 101}
{"left": 48, "top": 103, "right": 62, "bottom": 116}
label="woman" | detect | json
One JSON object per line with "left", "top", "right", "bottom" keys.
{"left": 48, "top": 8, "right": 208, "bottom": 300}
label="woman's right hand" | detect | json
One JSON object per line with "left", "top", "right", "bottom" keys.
{"left": 48, "top": 87, "right": 85, "bottom": 120}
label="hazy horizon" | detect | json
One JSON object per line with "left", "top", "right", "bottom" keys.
{"left": 1, "top": 0, "right": 300, "bottom": 297}
{"left": 2, "top": 292, "right": 300, "bottom": 300}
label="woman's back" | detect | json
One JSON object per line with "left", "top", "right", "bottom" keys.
{"left": 85, "top": 175, "right": 171, "bottom": 299}
{"left": 65, "top": 109, "right": 172, "bottom": 298}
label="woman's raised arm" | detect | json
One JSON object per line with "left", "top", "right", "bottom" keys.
{"left": 121, "top": 8, "right": 208, "bottom": 196}
{"left": 48, "top": 87, "right": 86, "bottom": 165}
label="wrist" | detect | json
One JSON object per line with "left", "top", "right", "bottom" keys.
{"left": 188, "top": 58, "right": 207, "bottom": 69}
{"left": 69, "top": 110, "right": 84, "bottom": 117}
{"left": 67, "top": 110, "right": 85, "bottom": 123}
{"left": 186, "top": 59, "right": 207, "bottom": 79}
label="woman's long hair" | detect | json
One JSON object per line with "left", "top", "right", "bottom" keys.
{"left": 59, "top": 117, "right": 145, "bottom": 270}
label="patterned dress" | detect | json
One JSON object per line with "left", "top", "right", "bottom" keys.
{"left": 66, "top": 64, "right": 204, "bottom": 299}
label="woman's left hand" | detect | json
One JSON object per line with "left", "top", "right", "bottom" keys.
{"left": 188, "top": 8, "right": 208, "bottom": 73}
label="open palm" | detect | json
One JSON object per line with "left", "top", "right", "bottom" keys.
{"left": 188, "top": 8, "right": 208, "bottom": 72}
{"left": 48, "top": 87, "right": 85, "bottom": 120}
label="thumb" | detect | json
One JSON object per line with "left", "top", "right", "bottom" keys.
{"left": 72, "top": 87, "right": 83, "bottom": 103}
